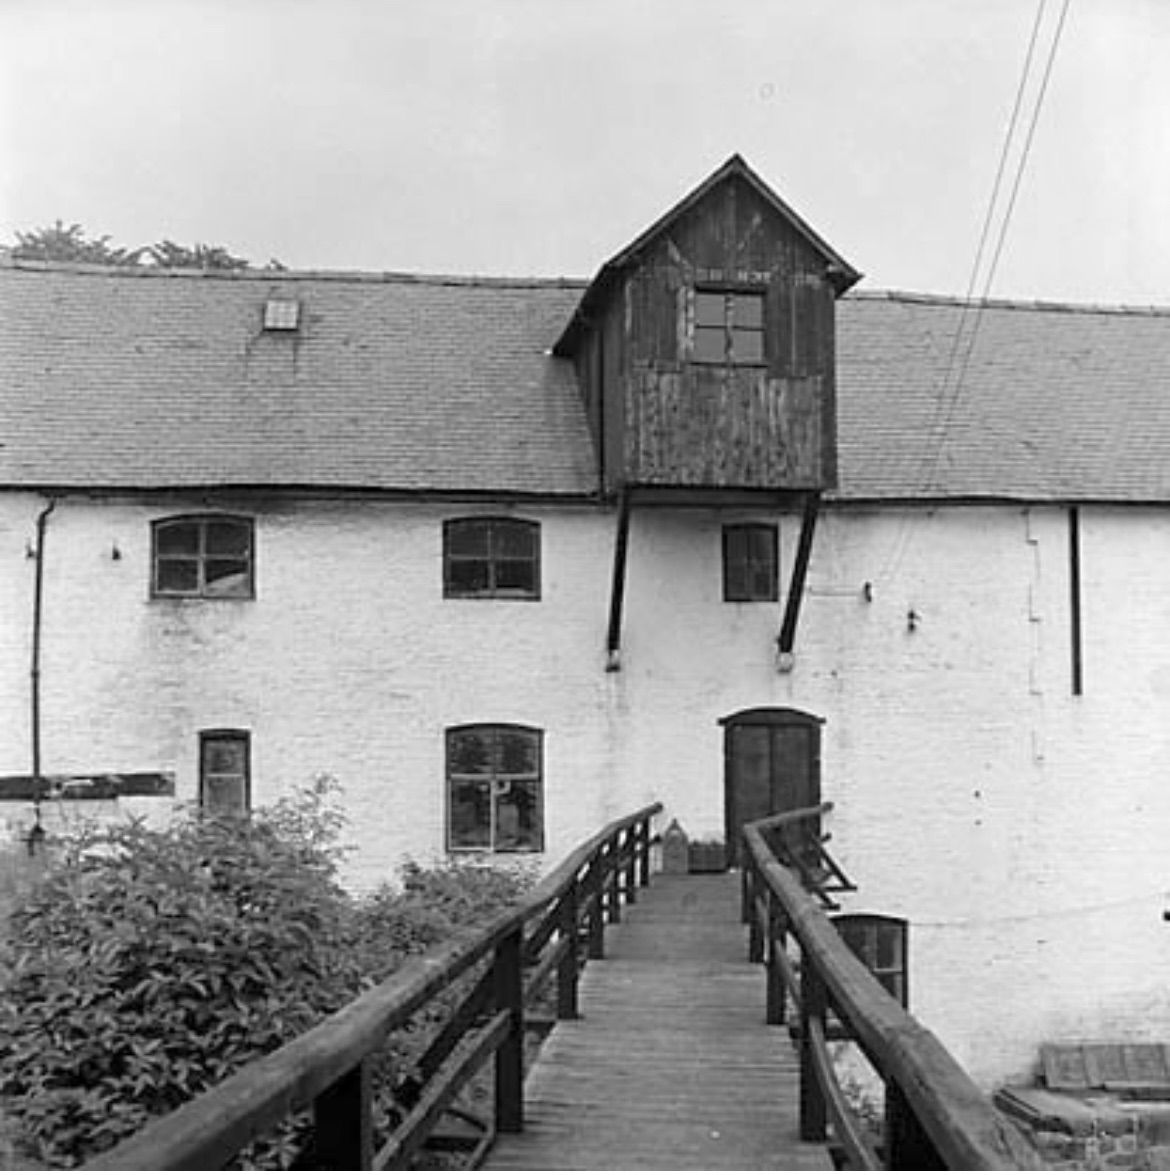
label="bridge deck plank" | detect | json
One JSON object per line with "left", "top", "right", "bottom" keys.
{"left": 484, "top": 872, "right": 832, "bottom": 1171}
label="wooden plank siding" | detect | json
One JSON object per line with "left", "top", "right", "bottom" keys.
{"left": 601, "top": 298, "right": 626, "bottom": 494}
{"left": 625, "top": 368, "right": 825, "bottom": 487}
{"left": 483, "top": 873, "right": 831, "bottom": 1171}
{"left": 607, "top": 173, "right": 839, "bottom": 493}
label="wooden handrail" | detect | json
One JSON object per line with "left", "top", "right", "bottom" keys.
{"left": 86, "top": 802, "right": 661, "bottom": 1170}
{"left": 743, "top": 806, "right": 1038, "bottom": 1170}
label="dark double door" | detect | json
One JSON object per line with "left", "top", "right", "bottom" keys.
{"left": 722, "top": 708, "right": 821, "bottom": 867}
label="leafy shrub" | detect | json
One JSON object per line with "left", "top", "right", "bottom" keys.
{"left": 0, "top": 781, "right": 532, "bottom": 1168}
{"left": 355, "top": 858, "right": 536, "bottom": 963}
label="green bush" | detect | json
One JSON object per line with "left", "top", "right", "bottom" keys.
{"left": 0, "top": 780, "right": 532, "bottom": 1168}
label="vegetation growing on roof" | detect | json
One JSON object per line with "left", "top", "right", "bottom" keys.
{"left": 12, "top": 221, "right": 143, "bottom": 267}
{"left": 0, "top": 777, "right": 532, "bottom": 1168}
{"left": 9, "top": 220, "right": 282, "bottom": 270}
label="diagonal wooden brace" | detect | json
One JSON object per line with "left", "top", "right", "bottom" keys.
{"left": 777, "top": 492, "right": 821, "bottom": 663}
{"left": 605, "top": 488, "right": 632, "bottom": 671}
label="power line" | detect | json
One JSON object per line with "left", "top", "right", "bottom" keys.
{"left": 874, "top": 1, "right": 1050, "bottom": 583}
{"left": 923, "top": 0, "right": 1075, "bottom": 487}
{"left": 930, "top": 0, "right": 1051, "bottom": 453}
{"left": 875, "top": 0, "right": 1073, "bottom": 585}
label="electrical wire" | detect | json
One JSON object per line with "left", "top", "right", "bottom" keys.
{"left": 912, "top": 884, "right": 1169, "bottom": 929}
{"left": 926, "top": 0, "right": 1074, "bottom": 485}
{"left": 874, "top": 0, "right": 1073, "bottom": 587}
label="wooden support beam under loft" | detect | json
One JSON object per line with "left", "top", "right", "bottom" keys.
{"left": 605, "top": 488, "right": 633, "bottom": 672}
{"left": 777, "top": 492, "right": 821, "bottom": 667}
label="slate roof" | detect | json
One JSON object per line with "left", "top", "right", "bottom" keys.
{"left": 0, "top": 262, "right": 595, "bottom": 496}
{"left": 836, "top": 292, "right": 1170, "bottom": 502}
{"left": 2, "top": 259, "right": 1169, "bottom": 502}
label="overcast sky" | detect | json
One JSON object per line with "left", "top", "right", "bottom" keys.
{"left": 1, "top": 0, "right": 1167, "bottom": 304}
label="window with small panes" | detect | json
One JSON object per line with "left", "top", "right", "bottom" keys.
{"left": 443, "top": 518, "right": 540, "bottom": 599}
{"left": 693, "top": 287, "right": 766, "bottom": 365}
{"left": 152, "top": 516, "right": 254, "bottom": 599}
{"left": 199, "top": 730, "right": 251, "bottom": 815}
{"left": 723, "top": 523, "right": 778, "bottom": 602}
{"left": 446, "top": 725, "right": 543, "bottom": 853}
{"left": 833, "top": 914, "right": 908, "bottom": 1008}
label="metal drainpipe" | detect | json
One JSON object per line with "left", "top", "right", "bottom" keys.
{"left": 29, "top": 497, "right": 56, "bottom": 851}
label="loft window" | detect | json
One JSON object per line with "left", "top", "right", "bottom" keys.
{"left": 834, "top": 914, "right": 908, "bottom": 1007}
{"left": 199, "top": 730, "right": 250, "bottom": 815}
{"left": 446, "top": 725, "right": 544, "bottom": 853}
{"left": 723, "top": 524, "right": 778, "bottom": 602}
{"left": 152, "top": 515, "right": 254, "bottom": 599}
{"left": 694, "top": 288, "right": 765, "bottom": 365}
{"left": 443, "top": 518, "right": 540, "bottom": 599}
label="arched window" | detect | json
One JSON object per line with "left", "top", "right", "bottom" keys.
{"left": 152, "top": 515, "right": 254, "bottom": 598}
{"left": 833, "top": 914, "right": 909, "bottom": 1008}
{"left": 443, "top": 518, "right": 540, "bottom": 599}
{"left": 446, "top": 724, "right": 543, "bottom": 853}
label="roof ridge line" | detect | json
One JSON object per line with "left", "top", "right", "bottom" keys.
{"left": 0, "top": 256, "right": 589, "bottom": 290}
{"left": 847, "top": 287, "right": 1170, "bottom": 317}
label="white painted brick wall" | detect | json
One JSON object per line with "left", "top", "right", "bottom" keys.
{"left": 2, "top": 491, "right": 1169, "bottom": 1087}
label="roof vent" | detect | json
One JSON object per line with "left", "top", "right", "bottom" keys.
{"left": 263, "top": 299, "right": 300, "bottom": 331}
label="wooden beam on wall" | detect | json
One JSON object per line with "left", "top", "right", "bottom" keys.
{"left": 777, "top": 493, "right": 820, "bottom": 661}
{"left": 605, "top": 488, "right": 633, "bottom": 672}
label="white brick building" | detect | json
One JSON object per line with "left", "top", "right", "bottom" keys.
{"left": 3, "top": 157, "right": 1169, "bottom": 1086}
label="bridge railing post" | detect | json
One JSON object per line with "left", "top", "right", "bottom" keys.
{"left": 557, "top": 877, "right": 580, "bottom": 1020}
{"left": 605, "top": 835, "right": 621, "bottom": 924}
{"left": 587, "top": 852, "right": 606, "bottom": 960}
{"left": 886, "top": 1081, "right": 945, "bottom": 1167}
{"left": 493, "top": 925, "right": 525, "bottom": 1134}
{"left": 312, "top": 1058, "right": 372, "bottom": 1169}
{"left": 747, "top": 868, "right": 764, "bottom": 965}
{"left": 799, "top": 952, "right": 828, "bottom": 1143}
{"left": 765, "top": 894, "right": 786, "bottom": 1027}
{"left": 623, "top": 827, "right": 638, "bottom": 905}
{"left": 637, "top": 815, "right": 651, "bottom": 888}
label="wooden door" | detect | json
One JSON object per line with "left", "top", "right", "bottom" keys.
{"left": 722, "top": 708, "right": 821, "bottom": 866}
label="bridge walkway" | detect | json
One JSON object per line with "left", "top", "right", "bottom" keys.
{"left": 484, "top": 871, "right": 832, "bottom": 1170}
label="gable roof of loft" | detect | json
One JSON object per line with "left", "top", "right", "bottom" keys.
{"left": 1, "top": 259, "right": 1170, "bottom": 504}
{"left": 554, "top": 154, "right": 863, "bottom": 357}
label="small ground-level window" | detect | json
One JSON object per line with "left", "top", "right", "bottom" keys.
{"left": 446, "top": 725, "right": 543, "bottom": 853}
{"left": 199, "top": 730, "right": 251, "bottom": 815}
{"left": 443, "top": 517, "right": 540, "bottom": 599}
{"left": 723, "top": 523, "right": 778, "bottom": 602}
{"left": 152, "top": 515, "right": 254, "bottom": 598}
{"left": 833, "top": 914, "right": 908, "bottom": 1007}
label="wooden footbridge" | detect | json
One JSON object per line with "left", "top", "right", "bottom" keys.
{"left": 88, "top": 805, "right": 1038, "bottom": 1171}
{"left": 485, "top": 871, "right": 827, "bottom": 1170}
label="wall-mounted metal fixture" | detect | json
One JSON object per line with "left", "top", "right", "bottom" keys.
{"left": 111, "top": 542, "right": 122, "bottom": 561}
{"left": 862, "top": 581, "right": 873, "bottom": 603}
{"left": 907, "top": 608, "right": 921, "bottom": 633}
{"left": 25, "top": 539, "right": 35, "bottom": 560}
